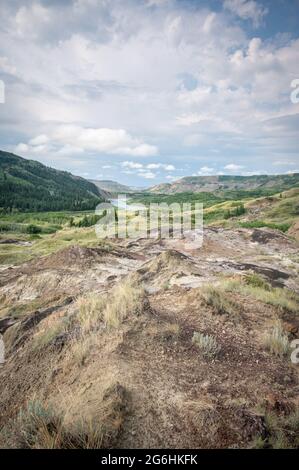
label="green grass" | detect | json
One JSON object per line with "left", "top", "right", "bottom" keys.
{"left": 252, "top": 408, "right": 299, "bottom": 449}
{"left": 0, "top": 185, "right": 298, "bottom": 267}
{"left": 221, "top": 277, "right": 299, "bottom": 314}
{"left": 240, "top": 220, "right": 291, "bottom": 232}
{"left": 0, "top": 209, "right": 108, "bottom": 265}
{"left": 245, "top": 273, "right": 271, "bottom": 291}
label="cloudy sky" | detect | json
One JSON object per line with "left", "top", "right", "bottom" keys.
{"left": 0, "top": 0, "right": 298, "bottom": 186}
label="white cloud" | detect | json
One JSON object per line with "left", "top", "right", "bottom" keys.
{"left": 52, "top": 126, "right": 158, "bottom": 156}
{"left": 17, "top": 127, "right": 158, "bottom": 159}
{"left": 122, "top": 161, "right": 144, "bottom": 169}
{"left": 176, "top": 113, "right": 205, "bottom": 126}
{"left": 14, "top": 143, "right": 29, "bottom": 154}
{"left": 0, "top": 56, "right": 17, "bottom": 75}
{"left": 194, "top": 166, "right": 216, "bottom": 175}
{"left": 1, "top": 0, "right": 298, "bottom": 181}
{"left": 138, "top": 171, "right": 156, "bottom": 179}
{"left": 121, "top": 161, "right": 175, "bottom": 172}
{"left": 273, "top": 160, "right": 296, "bottom": 166}
{"left": 200, "top": 166, "right": 214, "bottom": 173}
{"left": 146, "top": 163, "right": 175, "bottom": 170}
{"left": 166, "top": 174, "right": 176, "bottom": 180}
{"left": 224, "top": 163, "right": 244, "bottom": 171}
{"left": 28, "top": 134, "right": 49, "bottom": 146}
{"left": 223, "top": 0, "right": 268, "bottom": 27}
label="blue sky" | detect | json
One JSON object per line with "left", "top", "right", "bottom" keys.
{"left": 0, "top": 0, "right": 298, "bottom": 186}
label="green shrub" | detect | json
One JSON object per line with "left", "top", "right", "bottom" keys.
{"left": 192, "top": 331, "right": 220, "bottom": 358}
{"left": 240, "top": 221, "right": 291, "bottom": 232}
{"left": 245, "top": 273, "right": 271, "bottom": 291}
{"left": 26, "top": 224, "right": 42, "bottom": 234}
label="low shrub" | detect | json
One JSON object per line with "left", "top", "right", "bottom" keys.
{"left": 192, "top": 331, "right": 220, "bottom": 359}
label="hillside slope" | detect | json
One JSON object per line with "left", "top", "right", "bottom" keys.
{"left": 149, "top": 174, "right": 299, "bottom": 194}
{"left": 90, "top": 179, "right": 135, "bottom": 195}
{"left": 0, "top": 228, "right": 298, "bottom": 448}
{"left": 0, "top": 151, "right": 106, "bottom": 211}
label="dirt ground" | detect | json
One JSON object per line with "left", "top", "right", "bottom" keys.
{"left": 0, "top": 227, "right": 298, "bottom": 448}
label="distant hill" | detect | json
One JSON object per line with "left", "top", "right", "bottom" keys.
{"left": 149, "top": 174, "right": 299, "bottom": 194}
{"left": 90, "top": 179, "right": 136, "bottom": 195}
{"left": 0, "top": 150, "right": 106, "bottom": 212}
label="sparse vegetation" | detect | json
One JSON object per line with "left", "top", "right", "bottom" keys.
{"left": 264, "top": 323, "right": 290, "bottom": 358}
{"left": 200, "top": 284, "right": 239, "bottom": 315}
{"left": 252, "top": 408, "right": 299, "bottom": 449}
{"left": 1, "top": 169, "right": 299, "bottom": 449}
{"left": 0, "top": 398, "right": 116, "bottom": 449}
{"left": 221, "top": 277, "right": 299, "bottom": 314}
{"left": 77, "top": 277, "right": 144, "bottom": 333}
{"left": 245, "top": 272, "right": 271, "bottom": 291}
{"left": 192, "top": 331, "right": 220, "bottom": 358}
{"left": 32, "top": 316, "right": 70, "bottom": 352}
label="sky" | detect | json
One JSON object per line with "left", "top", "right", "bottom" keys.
{"left": 0, "top": 0, "right": 298, "bottom": 187}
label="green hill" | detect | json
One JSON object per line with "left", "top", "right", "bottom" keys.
{"left": 0, "top": 150, "right": 105, "bottom": 212}
{"left": 149, "top": 174, "right": 299, "bottom": 194}
{"left": 90, "top": 179, "right": 134, "bottom": 195}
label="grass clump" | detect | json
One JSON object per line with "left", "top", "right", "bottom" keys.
{"left": 0, "top": 400, "right": 109, "bottom": 449}
{"left": 252, "top": 409, "right": 299, "bottom": 449}
{"left": 243, "top": 286, "right": 298, "bottom": 314}
{"left": 32, "top": 316, "right": 70, "bottom": 352}
{"left": 200, "top": 284, "right": 239, "bottom": 315}
{"left": 245, "top": 273, "right": 271, "bottom": 291}
{"left": 264, "top": 322, "right": 290, "bottom": 358}
{"left": 221, "top": 276, "right": 299, "bottom": 314}
{"left": 192, "top": 331, "right": 220, "bottom": 359}
{"left": 77, "top": 277, "right": 144, "bottom": 333}
{"left": 240, "top": 220, "right": 291, "bottom": 233}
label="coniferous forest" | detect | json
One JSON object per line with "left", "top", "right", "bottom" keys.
{"left": 0, "top": 150, "right": 104, "bottom": 212}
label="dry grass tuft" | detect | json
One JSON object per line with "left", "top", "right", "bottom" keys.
{"left": 76, "top": 277, "right": 144, "bottom": 333}
{"left": 31, "top": 316, "right": 70, "bottom": 352}
{"left": 221, "top": 276, "right": 299, "bottom": 314}
{"left": 1, "top": 383, "right": 127, "bottom": 449}
{"left": 264, "top": 322, "right": 290, "bottom": 358}
{"left": 200, "top": 284, "right": 239, "bottom": 316}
